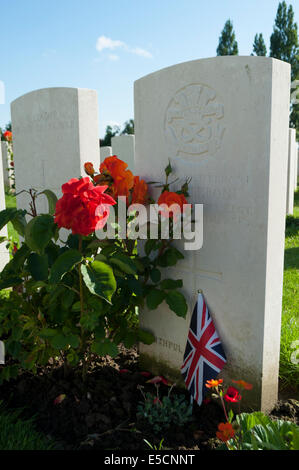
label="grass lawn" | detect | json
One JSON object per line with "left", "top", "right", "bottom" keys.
{"left": 0, "top": 402, "right": 54, "bottom": 450}
{"left": 280, "top": 188, "right": 299, "bottom": 390}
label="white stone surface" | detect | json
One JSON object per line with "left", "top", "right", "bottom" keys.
{"left": 1, "top": 141, "right": 10, "bottom": 188}
{"left": 294, "top": 143, "right": 298, "bottom": 191}
{"left": 11, "top": 87, "right": 100, "bottom": 215}
{"left": 286, "top": 128, "right": 296, "bottom": 214}
{"left": 100, "top": 146, "right": 112, "bottom": 161}
{"left": 0, "top": 143, "right": 10, "bottom": 271}
{"left": 134, "top": 56, "right": 290, "bottom": 411}
{"left": 111, "top": 135, "right": 135, "bottom": 171}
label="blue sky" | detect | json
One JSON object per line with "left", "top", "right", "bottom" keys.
{"left": 0, "top": 0, "right": 298, "bottom": 137}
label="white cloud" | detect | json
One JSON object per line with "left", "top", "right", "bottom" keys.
{"left": 130, "top": 47, "right": 153, "bottom": 59}
{"left": 96, "top": 36, "right": 125, "bottom": 52}
{"left": 96, "top": 35, "right": 152, "bottom": 59}
{"left": 108, "top": 54, "right": 119, "bottom": 61}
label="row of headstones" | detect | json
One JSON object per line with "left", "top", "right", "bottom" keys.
{"left": 0, "top": 56, "right": 295, "bottom": 411}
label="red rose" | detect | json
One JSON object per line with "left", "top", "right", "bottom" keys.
{"left": 3, "top": 130, "right": 12, "bottom": 142}
{"left": 54, "top": 177, "right": 116, "bottom": 236}
{"left": 224, "top": 386, "right": 242, "bottom": 403}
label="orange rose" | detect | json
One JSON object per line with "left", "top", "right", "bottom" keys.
{"left": 158, "top": 191, "right": 188, "bottom": 218}
{"left": 131, "top": 176, "right": 148, "bottom": 205}
{"left": 216, "top": 422, "right": 235, "bottom": 442}
{"left": 100, "top": 155, "right": 134, "bottom": 199}
{"left": 84, "top": 162, "right": 95, "bottom": 176}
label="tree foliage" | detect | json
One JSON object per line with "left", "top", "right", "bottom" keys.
{"left": 216, "top": 19, "right": 238, "bottom": 56}
{"left": 252, "top": 33, "right": 267, "bottom": 56}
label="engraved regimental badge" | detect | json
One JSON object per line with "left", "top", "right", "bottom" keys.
{"left": 165, "top": 83, "right": 225, "bottom": 160}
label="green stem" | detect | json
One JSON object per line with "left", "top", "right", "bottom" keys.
{"left": 78, "top": 235, "right": 87, "bottom": 382}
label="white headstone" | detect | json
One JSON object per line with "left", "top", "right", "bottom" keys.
{"left": 0, "top": 143, "right": 10, "bottom": 270}
{"left": 100, "top": 145, "right": 112, "bottom": 161}
{"left": 111, "top": 135, "right": 135, "bottom": 171}
{"left": 11, "top": 88, "right": 100, "bottom": 215}
{"left": 1, "top": 141, "right": 10, "bottom": 188}
{"left": 134, "top": 56, "right": 290, "bottom": 411}
{"left": 286, "top": 128, "right": 296, "bottom": 214}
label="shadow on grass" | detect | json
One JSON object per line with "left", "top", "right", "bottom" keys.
{"left": 284, "top": 247, "right": 299, "bottom": 270}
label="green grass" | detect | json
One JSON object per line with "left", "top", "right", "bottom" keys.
{"left": 4, "top": 189, "right": 19, "bottom": 246}
{"left": 280, "top": 188, "right": 299, "bottom": 390}
{"left": 0, "top": 401, "right": 54, "bottom": 450}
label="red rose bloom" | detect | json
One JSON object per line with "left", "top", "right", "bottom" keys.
{"left": 3, "top": 130, "right": 12, "bottom": 142}
{"left": 54, "top": 177, "right": 116, "bottom": 236}
{"left": 224, "top": 386, "right": 242, "bottom": 403}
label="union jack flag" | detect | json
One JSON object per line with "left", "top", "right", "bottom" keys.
{"left": 181, "top": 293, "right": 227, "bottom": 406}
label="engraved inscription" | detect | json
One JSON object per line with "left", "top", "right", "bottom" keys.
{"left": 165, "top": 83, "right": 225, "bottom": 158}
{"left": 155, "top": 337, "right": 183, "bottom": 354}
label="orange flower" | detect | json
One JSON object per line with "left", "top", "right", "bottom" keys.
{"left": 206, "top": 379, "right": 223, "bottom": 389}
{"left": 84, "top": 162, "right": 95, "bottom": 176}
{"left": 232, "top": 380, "right": 253, "bottom": 390}
{"left": 131, "top": 176, "right": 148, "bottom": 205}
{"left": 158, "top": 191, "right": 188, "bottom": 218}
{"left": 216, "top": 422, "right": 235, "bottom": 442}
{"left": 100, "top": 155, "right": 134, "bottom": 199}
{"left": 3, "top": 130, "right": 12, "bottom": 142}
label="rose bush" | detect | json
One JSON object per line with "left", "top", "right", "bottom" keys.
{"left": 0, "top": 156, "right": 190, "bottom": 382}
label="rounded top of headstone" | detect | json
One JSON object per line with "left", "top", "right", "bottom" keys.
{"left": 134, "top": 55, "right": 290, "bottom": 86}
{"left": 11, "top": 87, "right": 97, "bottom": 107}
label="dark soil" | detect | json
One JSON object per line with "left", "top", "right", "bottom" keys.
{"left": 0, "top": 346, "right": 298, "bottom": 451}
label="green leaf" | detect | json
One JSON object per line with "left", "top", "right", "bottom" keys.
{"left": 157, "top": 247, "right": 184, "bottom": 267}
{"left": 25, "top": 214, "right": 55, "bottom": 254}
{"left": 91, "top": 339, "right": 119, "bottom": 357}
{"left": 146, "top": 288, "right": 165, "bottom": 310}
{"left": 145, "top": 239, "right": 158, "bottom": 256}
{"left": 50, "top": 333, "right": 69, "bottom": 350}
{"left": 81, "top": 261, "right": 116, "bottom": 304}
{"left": 150, "top": 268, "right": 161, "bottom": 283}
{"left": 49, "top": 249, "right": 82, "bottom": 284}
{"left": 11, "top": 210, "right": 27, "bottom": 237}
{"left": 71, "top": 301, "right": 81, "bottom": 312}
{"left": 165, "top": 291, "right": 187, "bottom": 318}
{"left": 165, "top": 160, "right": 172, "bottom": 177}
{"left": 0, "top": 208, "right": 18, "bottom": 231}
{"left": 138, "top": 329, "right": 155, "bottom": 345}
{"left": 27, "top": 253, "right": 48, "bottom": 281}
{"left": 41, "top": 190, "right": 58, "bottom": 216}
{"left": 0, "top": 276, "right": 23, "bottom": 289}
{"left": 160, "top": 278, "right": 183, "bottom": 290}
{"left": 110, "top": 253, "right": 137, "bottom": 275}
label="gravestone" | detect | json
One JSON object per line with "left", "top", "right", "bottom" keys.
{"left": 1, "top": 141, "right": 10, "bottom": 188}
{"left": 286, "top": 128, "right": 296, "bottom": 214}
{"left": 11, "top": 88, "right": 100, "bottom": 216}
{"left": 0, "top": 143, "right": 10, "bottom": 270}
{"left": 111, "top": 135, "right": 135, "bottom": 171}
{"left": 134, "top": 56, "right": 290, "bottom": 411}
{"left": 100, "top": 145, "right": 112, "bottom": 161}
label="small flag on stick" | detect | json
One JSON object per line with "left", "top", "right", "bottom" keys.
{"left": 181, "top": 292, "right": 226, "bottom": 406}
